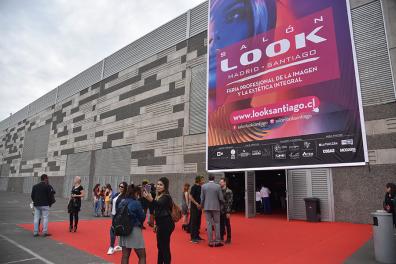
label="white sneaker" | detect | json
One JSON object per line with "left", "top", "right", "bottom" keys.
{"left": 114, "top": 245, "right": 122, "bottom": 252}
{"left": 107, "top": 247, "right": 114, "bottom": 255}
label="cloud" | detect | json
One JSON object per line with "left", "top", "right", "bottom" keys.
{"left": 0, "top": 0, "right": 204, "bottom": 121}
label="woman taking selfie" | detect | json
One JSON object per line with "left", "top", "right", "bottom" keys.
{"left": 143, "top": 177, "right": 175, "bottom": 264}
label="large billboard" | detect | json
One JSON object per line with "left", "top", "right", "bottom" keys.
{"left": 207, "top": 0, "right": 368, "bottom": 171}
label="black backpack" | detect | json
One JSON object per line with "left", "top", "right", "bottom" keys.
{"left": 112, "top": 202, "right": 133, "bottom": 236}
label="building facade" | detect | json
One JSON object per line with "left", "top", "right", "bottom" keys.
{"left": 0, "top": 0, "right": 395, "bottom": 223}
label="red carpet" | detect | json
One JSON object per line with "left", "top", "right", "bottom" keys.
{"left": 20, "top": 214, "right": 372, "bottom": 264}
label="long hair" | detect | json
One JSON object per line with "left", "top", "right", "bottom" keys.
{"left": 93, "top": 184, "right": 100, "bottom": 193}
{"left": 250, "top": 0, "right": 277, "bottom": 35}
{"left": 183, "top": 183, "right": 190, "bottom": 193}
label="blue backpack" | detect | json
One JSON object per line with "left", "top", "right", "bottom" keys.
{"left": 112, "top": 201, "right": 133, "bottom": 236}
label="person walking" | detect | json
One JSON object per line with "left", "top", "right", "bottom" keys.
{"left": 181, "top": 183, "right": 190, "bottom": 232}
{"left": 31, "top": 174, "right": 52, "bottom": 237}
{"left": 143, "top": 177, "right": 175, "bottom": 264}
{"left": 201, "top": 174, "right": 224, "bottom": 247}
{"left": 219, "top": 177, "right": 233, "bottom": 244}
{"left": 107, "top": 181, "right": 128, "bottom": 255}
{"left": 260, "top": 185, "right": 272, "bottom": 214}
{"left": 118, "top": 184, "right": 146, "bottom": 264}
{"left": 383, "top": 182, "right": 396, "bottom": 228}
{"left": 189, "top": 176, "right": 204, "bottom": 243}
{"left": 68, "top": 176, "right": 84, "bottom": 232}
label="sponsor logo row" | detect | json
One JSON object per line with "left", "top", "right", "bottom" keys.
{"left": 213, "top": 139, "right": 356, "bottom": 160}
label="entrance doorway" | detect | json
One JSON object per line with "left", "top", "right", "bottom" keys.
{"left": 225, "top": 172, "right": 245, "bottom": 212}
{"left": 255, "top": 170, "right": 287, "bottom": 215}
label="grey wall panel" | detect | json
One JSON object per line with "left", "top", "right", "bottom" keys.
{"left": 0, "top": 164, "right": 10, "bottom": 177}
{"left": 94, "top": 145, "right": 131, "bottom": 177}
{"left": 64, "top": 151, "right": 91, "bottom": 199}
{"left": 57, "top": 61, "right": 103, "bottom": 102}
{"left": 189, "top": 64, "right": 207, "bottom": 134}
{"left": 65, "top": 151, "right": 91, "bottom": 176}
{"left": 29, "top": 89, "right": 57, "bottom": 116}
{"left": 23, "top": 176, "right": 38, "bottom": 194}
{"left": 0, "top": 177, "right": 8, "bottom": 191}
{"left": 288, "top": 170, "right": 308, "bottom": 220}
{"left": 22, "top": 124, "right": 51, "bottom": 161}
{"left": 0, "top": 118, "right": 9, "bottom": 132}
{"left": 189, "top": 1, "right": 209, "bottom": 38}
{"left": 351, "top": 1, "right": 396, "bottom": 105}
{"left": 103, "top": 14, "right": 187, "bottom": 78}
{"left": 9, "top": 106, "right": 29, "bottom": 127}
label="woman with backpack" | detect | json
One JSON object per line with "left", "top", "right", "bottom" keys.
{"left": 143, "top": 177, "right": 175, "bottom": 264}
{"left": 118, "top": 184, "right": 146, "bottom": 264}
{"left": 107, "top": 181, "right": 128, "bottom": 255}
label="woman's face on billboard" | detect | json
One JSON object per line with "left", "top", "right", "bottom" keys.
{"left": 209, "top": 0, "right": 253, "bottom": 88}
{"left": 209, "top": 0, "right": 253, "bottom": 50}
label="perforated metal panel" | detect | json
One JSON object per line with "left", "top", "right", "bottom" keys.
{"left": 351, "top": 1, "right": 395, "bottom": 105}
{"left": 190, "top": 1, "right": 208, "bottom": 38}
{"left": 103, "top": 14, "right": 187, "bottom": 78}
{"left": 23, "top": 177, "right": 38, "bottom": 194}
{"left": 288, "top": 170, "right": 308, "bottom": 220}
{"left": 22, "top": 124, "right": 51, "bottom": 161}
{"left": 9, "top": 106, "right": 29, "bottom": 127}
{"left": 57, "top": 61, "right": 103, "bottom": 102}
{"left": 29, "top": 88, "right": 57, "bottom": 116}
{"left": 287, "top": 169, "right": 333, "bottom": 221}
{"left": 0, "top": 177, "right": 8, "bottom": 191}
{"left": 0, "top": 164, "right": 10, "bottom": 177}
{"left": 94, "top": 145, "right": 131, "bottom": 177}
{"left": 0, "top": 118, "right": 9, "bottom": 132}
{"left": 189, "top": 64, "right": 207, "bottom": 134}
{"left": 245, "top": 171, "right": 256, "bottom": 218}
{"left": 311, "top": 169, "right": 333, "bottom": 221}
{"left": 64, "top": 151, "right": 92, "bottom": 199}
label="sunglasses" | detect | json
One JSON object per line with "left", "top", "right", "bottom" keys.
{"left": 119, "top": 186, "right": 124, "bottom": 188}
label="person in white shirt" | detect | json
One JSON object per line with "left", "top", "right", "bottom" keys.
{"left": 255, "top": 188, "right": 262, "bottom": 213}
{"left": 107, "top": 182, "right": 127, "bottom": 255}
{"left": 260, "top": 186, "right": 271, "bottom": 214}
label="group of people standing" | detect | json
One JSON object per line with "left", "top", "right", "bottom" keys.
{"left": 106, "top": 177, "right": 175, "bottom": 264}
{"left": 30, "top": 173, "right": 232, "bottom": 263}
{"left": 92, "top": 183, "right": 113, "bottom": 217}
{"left": 181, "top": 175, "right": 233, "bottom": 247}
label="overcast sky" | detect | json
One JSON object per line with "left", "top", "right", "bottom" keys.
{"left": 0, "top": 0, "right": 204, "bottom": 121}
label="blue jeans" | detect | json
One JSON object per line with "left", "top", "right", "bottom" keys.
{"left": 94, "top": 198, "right": 103, "bottom": 216}
{"left": 34, "top": 206, "right": 49, "bottom": 234}
{"left": 262, "top": 197, "right": 271, "bottom": 214}
{"left": 110, "top": 215, "right": 116, "bottom": 247}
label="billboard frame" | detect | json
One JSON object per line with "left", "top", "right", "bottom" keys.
{"left": 205, "top": 0, "right": 368, "bottom": 172}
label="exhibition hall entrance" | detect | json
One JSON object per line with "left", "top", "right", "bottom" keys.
{"left": 255, "top": 170, "right": 287, "bottom": 216}
{"left": 225, "top": 172, "right": 246, "bottom": 213}
{"left": 225, "top": 170, "right": 287, "bottom": 217}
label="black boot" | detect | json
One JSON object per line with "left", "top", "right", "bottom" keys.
{"left": 69, "top": 226, "right": 72, "bottom": 232}
{"left": 73, "top": 225, "right": 77, "bottom": 232}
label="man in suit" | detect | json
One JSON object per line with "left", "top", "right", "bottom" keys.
{"left": 201, "top": 174, "right": 224, "bottom": 247}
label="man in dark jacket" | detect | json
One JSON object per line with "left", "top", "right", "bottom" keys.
{"left": 219, "top": 177, "right": 233, "bottom": 244}
{"left": 31, "top": 174, "right": 52, "bottom": 237}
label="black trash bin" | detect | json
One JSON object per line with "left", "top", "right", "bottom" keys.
{"left": 304, "top": 198, "right": 321, "bottom": 222}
